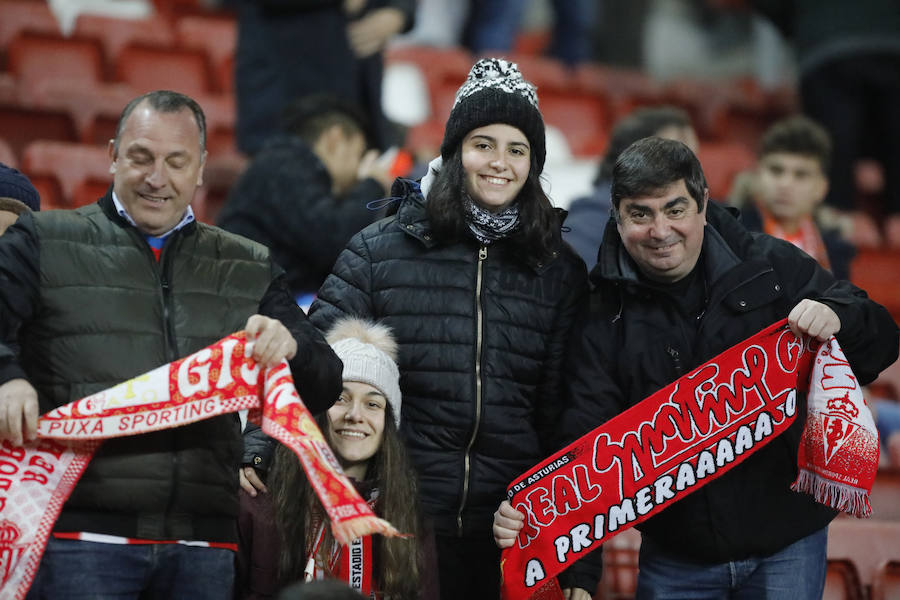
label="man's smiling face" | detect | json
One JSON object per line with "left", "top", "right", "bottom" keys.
{"left": 108, "top": 102, "right": 206, "bottom": 235}
{"left": 616, "top": 178, "right": 708, "bottom": 283}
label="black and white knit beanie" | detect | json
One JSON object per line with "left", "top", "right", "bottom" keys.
{"left": 326, "top": 318, "right": 402, "bottom": 427}
{"left": 440, "top": 58, "right": 546, "bottom": 173}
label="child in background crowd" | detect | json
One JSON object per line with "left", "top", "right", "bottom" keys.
{"left": 734, "top": 115, "right": 856, "bottom": 280}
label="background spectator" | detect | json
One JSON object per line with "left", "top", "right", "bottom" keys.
{"left": 751, "top": 0, "right": 900, "bottom": 248}
{"left": 217, "top": 94, "right": 392, "bottom": 307}
{"left": 564, "top": 105, "right": 698, "bottom": 269}
{"left": 734, "top": 115, "right": 856, "bottom": 281}
{"left": 234, "top": 0, "right": 415, "bottom": 155}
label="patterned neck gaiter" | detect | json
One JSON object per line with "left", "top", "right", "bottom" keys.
{"left": 463, "top": 195, "right": 521, "bottom": 245}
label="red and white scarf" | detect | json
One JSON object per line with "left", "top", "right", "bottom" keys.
{"left": 759, "top": 205, "right": 832, "bottom": 272}
{"left": 499, "top": 320, "right": 879, "bottom": 600}
{"left": 0, "top": 332, "right": 401, "bottom": 600}
{"left": 791, "top": 336, "right": 879, "bottom": 517}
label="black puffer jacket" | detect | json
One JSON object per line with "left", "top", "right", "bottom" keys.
{"left": 559, "top": 201, "right": 898, "bottom": 591}
{"left": 217, "top": 135, "right": 382, "bottom": 297}
{"left": 309, "top": 178, "right": 588, "bottom": 537}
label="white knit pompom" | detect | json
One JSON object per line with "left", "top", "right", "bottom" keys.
{"left": 326, "top": 318, "right": 398, "bottom": 362}
{"left": 326, "top": 318, "right": 402, "bottom": 425}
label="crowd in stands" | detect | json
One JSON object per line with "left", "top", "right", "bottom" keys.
{"left": 1, "top": 0, "right": 900, "bottom": 599}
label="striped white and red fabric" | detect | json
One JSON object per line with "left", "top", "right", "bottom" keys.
{"left": 0, "top": 332, "right": 401, "bottom": 600}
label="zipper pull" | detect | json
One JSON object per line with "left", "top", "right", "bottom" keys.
{"left": 666, "top": 345, "right": 684, "bottom": 376}
{"left": 303, "top": 556, "right": 316, "bottom": 582}
{"left": 479, "top": 246, "right": 488, "bottom": 261}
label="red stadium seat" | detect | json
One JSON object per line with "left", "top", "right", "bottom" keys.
{"left": 0, "top": 73, "right": 17, "bottom": 104}
{"left": 71, "top": 177, "right": 111, "bottom": 209}
{"left": 489, "top": 53, "right": 573, "bottom": 94}
{"left": 174, "top": 15, "right": 236, "bottom": 92}
{"left": 595, "top": 528, "right": 640, "bottom": 600}
{"left": 0, "top": 137, "right": 17, "bottom": 167}
{"left": 573, "top": 64, "right": 664, "bottom": 123}
{"left": 540, "top": 94, "right": 609, "bottom": 157}
{"left": 386, "top": 45, "right": 473, "bottom": 91}
{"left": 828, "top": 518, "right": 900, "bottom": 593}
{"left": 114, "top": 44, "right": 213, "bottom": 98}
{"left": 27, "top": 173, "right": 64, "bottom": 210}
{"left": 850, "top": 251, "right": 900, "bottom": 323}
{"left": 823, "top": 560, "right": 865, "bottom": 600}
{"left": 0, "top": 0, "right": 61, "bottom": 50}
{"left": 6, "top": 32, "right": 105, "bottom": 89}
{"left": 194, "top": 149, "right": 247, "bottom": 224}
{"left": 16, "top": 78, "right": 136, "bottom": 144}
{"left": 73, "top": 13, "right": 175, "bottom": 75}
{"left": 872, "top": 560, "right": 900, "bottom": 600}
{"left": 0, "top": 104, "right": 79, "bottom": 159}
{"left": 696, "top": 141, "right": 755, "bottom": 201}
{"left": 21, "top": 141, "right": 111, "bottom": 204}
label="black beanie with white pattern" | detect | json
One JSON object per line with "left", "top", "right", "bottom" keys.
{"left": 440, "top": 58, "right": 546, "bottom": 172}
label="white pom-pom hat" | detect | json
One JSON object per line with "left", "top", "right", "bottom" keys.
{"left": 326, "top": 318, "right": 402, "bottom": 426}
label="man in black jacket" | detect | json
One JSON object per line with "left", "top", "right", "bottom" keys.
{"left": 0, "top": 90, "right": 342, "bottom": 599}
{"left": 495, "top": 137, "right": 899, "bottom": 598}
{"left": 218, "top": 94, "right": 393, "bottom": 306}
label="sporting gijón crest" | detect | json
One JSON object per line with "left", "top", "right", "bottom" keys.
{"left": 822, "top": 392, "right": 860, "bottom": 465}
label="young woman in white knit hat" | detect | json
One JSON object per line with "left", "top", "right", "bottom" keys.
{"left": 308, "top": 58, "right": 589, "bottom": 598}
{"left": 236, "top": 318, "right": 436, "bottom": 599}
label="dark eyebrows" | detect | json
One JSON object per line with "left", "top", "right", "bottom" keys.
{"left": 622, "top": 196, "right": 690, "bottom": 212}
{"left": 467, "top": 134, "right": 530, "bottom": 150}
{"left": 340, "top": 385, "right": 386, "bottom": 400}
{"left": 664, "top": 196, "right": 691, "bottom": 210}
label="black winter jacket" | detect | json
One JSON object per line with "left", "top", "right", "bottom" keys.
{"left": 217, "top": 135, "right": 381, "bottom": 297}
{"left": 308, "top": 178, "right": 589, "bottom": 537}
{"left": 559, "top": 201, "right": 898, "bottom": 591}
{"left": 0, "top": 191, "right": 342, "bottom": 543}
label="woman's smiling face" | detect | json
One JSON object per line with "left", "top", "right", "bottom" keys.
{"left": 326, "top": 381, "right": 386, "bottom": 480}
{"left": 461, "top": 123, "right": 531, "bottom": 213}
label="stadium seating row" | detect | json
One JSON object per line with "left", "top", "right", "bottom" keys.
{"left": 0, "top": 0, "right": 235, "bottom": 92}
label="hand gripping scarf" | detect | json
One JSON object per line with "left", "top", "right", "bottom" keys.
{"left": 499, "top": 320, "right": 879, "bottom": 600}
{"left": 0, "top": 332, "right": 402, "bottom": 600}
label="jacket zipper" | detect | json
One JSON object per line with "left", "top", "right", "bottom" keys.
{"left": 158, "top": 241, "right": 179, "bottom": 362}
{"left": 666, "top": 345, "right": 684, "bottom": 377}
{"left": 155, "top": 236, "right": 181, "bottom": 534}
{"left": 457, "top": 245, "right": 488, "bottom": 535}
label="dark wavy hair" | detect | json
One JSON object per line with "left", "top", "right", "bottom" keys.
{"left": 270, "top": 407, "right": 423, "bottom": 599}
{"left": 611, "top": 136, "right": 708, "bottom": 215}
{"left": 425, "top": 145, "right": 561, "bottom": 262}
{"left": 759, "top": 115, "right": 832, "bottom": 172}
